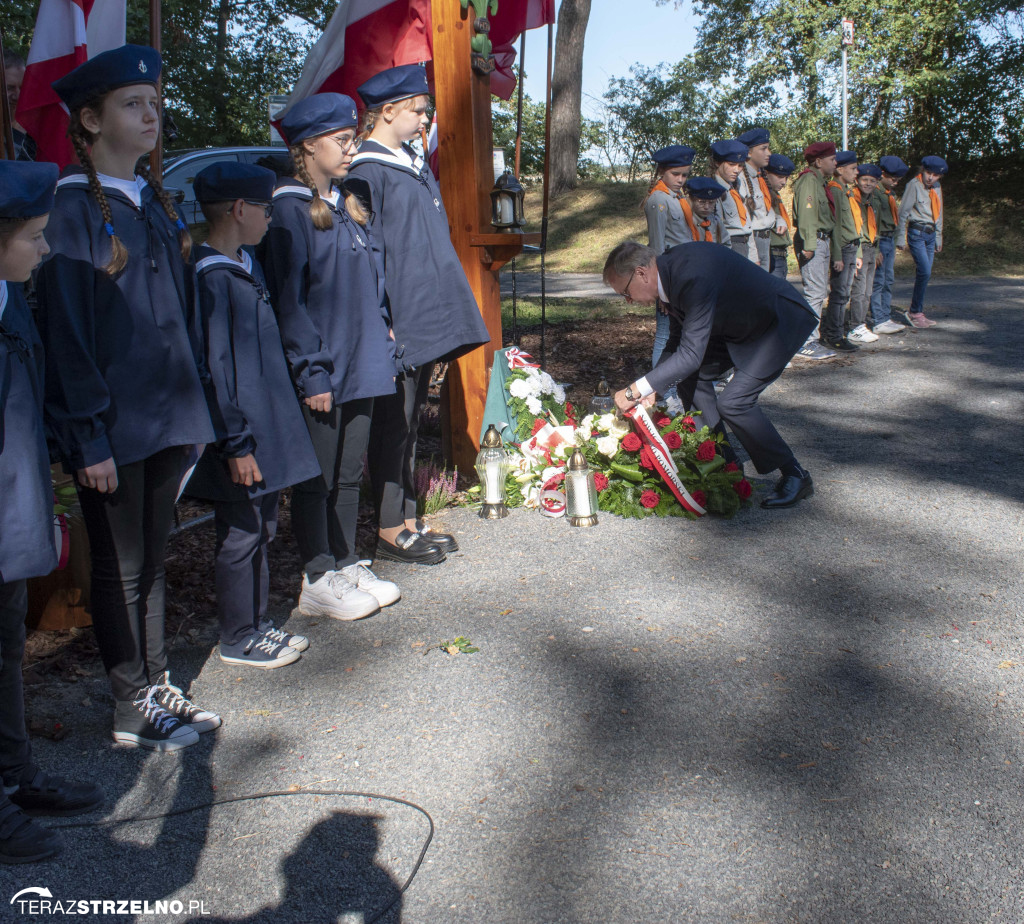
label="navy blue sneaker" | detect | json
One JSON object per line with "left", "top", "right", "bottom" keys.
{"left": 219, "top": 631, "right": 301, "bottom": 669}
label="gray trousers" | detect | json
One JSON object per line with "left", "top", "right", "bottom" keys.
{"left": 824, "top": 242, "right": 860, "bottom": 342}
{"left": 730, "top": 235, "right": 751, "bottom": 259}
{"left": 753, "top": 232, "right": 770, "bottom": 271}
{"left": 797, "top": 236, "right": 831, "bottom": 335}
{"left": 848, "top": 243, "right": 879, "bottom": 331}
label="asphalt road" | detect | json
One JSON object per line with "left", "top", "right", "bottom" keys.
{"left": 3, "top": 275, "right": 1023, "bottom": 924}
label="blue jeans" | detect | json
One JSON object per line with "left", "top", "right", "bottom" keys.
{"left": 769, "top": 246, "right": 788, "bottom": 280}
{"left": 908, "top": 227, "right": 936, "bottom": 314}
{"left": 870, "top": 235, "right": 896, "bottom": 326}
{"left": 652, "top": 306, "right": 677, "bottom": 400}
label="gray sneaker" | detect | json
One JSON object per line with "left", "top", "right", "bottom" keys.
{"left": 793, "top": 340, "right": 836, "bottom": 361}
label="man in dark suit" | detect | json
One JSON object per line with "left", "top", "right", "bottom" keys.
{"left": 604, "top": 240, "right": 816, "bottom": 508}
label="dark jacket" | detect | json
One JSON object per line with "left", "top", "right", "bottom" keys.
{"left": 648, "top": 243, "right": 817, "bottom": 394}
{"left": 35, "top": 169, "right": 215, "bottom": 470}
{"left": 347, "top": 141, "right": 490, "bottom": 371}
{"left": 260, "top": 178, "right": 396, "bottom": 404}
{"left": 185, "top": 246, "right": 321, "bottom": 502}
{"left": 0, "top": 282, "right": 58, "bottom": 583}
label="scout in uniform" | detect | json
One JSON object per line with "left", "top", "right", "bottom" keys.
{"left": 186, "top": 162, "right": 320, "bottom": 666}
{"left": 896, "top": 155, "right": 948, "bottom": 328}
{"left": 262, "top": 93, "right": 401, "bottom": 620}
{"left": 349, "top": 65, "right": 489, "bottom": 566}
{"left": 822, "top": 150, "right": 863, "bottom": 353}
{"left": 644, "top": 145, "right": 696, "bottom": 382}
{"left": 0, "top": 161, "right": 104, "bottom": 864}
{"left": 846, "top": 164, "right": 882, "bottom": 343}
{"left": 37, "top": 46, "right": 220, "bottom": 751}
{"left": 763, "top": 154, "right": 796, "bottom": 281}
{"left": 791, "top": 142, "right": 839, "bottom": 361}
{"left": 869, "top": 155, "right": 909, "bottom": 334}
{"left": 710, "top": 140, "right": 756, "bottom": 261}
{"left": 682, "top": 177, "right": 727, "bottom": 244}
{"left": 735, "top": 127, "right": 777, "bottom": 269}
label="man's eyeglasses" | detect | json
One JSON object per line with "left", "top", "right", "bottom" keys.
{"left": 240, "top": 200, "right": 273, "bottom": 218}
{"left": 622, "top": 267, "right": 638, "bottom": 303}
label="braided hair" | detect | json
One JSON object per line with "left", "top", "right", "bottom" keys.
{"left": 69, "top": 92, "right": 192, "bottom": 276}
{"left": 289, "top": 142, "right": 368, "bottom": 230}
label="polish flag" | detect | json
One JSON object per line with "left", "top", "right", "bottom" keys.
{"left": 283, "top": 0, "right": 555, "bottom": 119}
{"left": 16, "top": 0, "right": 126, "bottom": 168}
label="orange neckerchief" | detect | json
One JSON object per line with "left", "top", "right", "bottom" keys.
{"left": 852, "top": 188, "right": 877, "bottom": 242}
{"left": 845, "top": 186, "right": 864, "bottom": 235}
{"left": 928, "top": 185, "right": 942, "bottom": 222}
{"left": 647, "top": 179, "right": 678, "bottom": 202}
{"left": 756, "top": 173, "right": 773, "bottom": 209}
{"left": 777, "top": 200, "right": 792, "bottom": 232}
{"left": 885, "top": 188, "right": 898, "bottom": 223}
{"left": 698, "top": 218, "right": 713, "bottom": 242}
{"left": 678, "top": 196, "right": 700, "bottom": 241}
{"left": 728, "top": 188, "right": 748, "bottom": 224}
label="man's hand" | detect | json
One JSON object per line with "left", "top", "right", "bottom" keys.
{"left": 833, "top": 260, "right": 844, "bottom": 272}
{"left": 801, "top": 250, "right": 814, "bottom": 260}
{"left": 936, "top": 244, "right": 943, "bottom": 253}
{"left": 227, "top": 454, "right": 263, "bottom": 487}
{"left": 77, "top": 457, "right": 118, "bottom": 494}
{"left": 305, "top": 392, "right": 333, "bottom": 413}
{"left": 855, "top": 258, "right": 863, "bottom": 270}
{"left": 876, "top": 252, "right": 883, "bottom": 266}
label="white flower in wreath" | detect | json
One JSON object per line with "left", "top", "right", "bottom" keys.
{"left": 525, "top": 396, "right": 542, "bottom": 415}
{"left": 509, "top": 378, "right": 531, "bottom": 399}
{"left": 608, "top": 417, "right": 631, "bottom": 440}
{"left": 596, "top": 435, "right": 620, "bottom": 458}
{"left": 552, "top": 384, "right": 566, "bottom": 403}
{"left": 596, "top": 413, "right": 617, "bottom": 433}
{"left": 580, "top": 413, "right": 595, "bottom": 434}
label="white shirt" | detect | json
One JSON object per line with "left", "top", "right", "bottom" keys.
{"left": 97, "top": 172, "right": 148, "bottom": 207}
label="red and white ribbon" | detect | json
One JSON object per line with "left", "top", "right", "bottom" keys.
{"left": 505, "top": 347, "right": 540, "bottom": 370}
{"left": 624, "top": 406, "right": 706, "bottom": 516}
{"left": 53, "top": 513, "right": 71, "bottom": 570}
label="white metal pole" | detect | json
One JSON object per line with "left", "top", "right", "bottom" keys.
{"left": 842, "top": 46, "right": 848, "bottom": 150}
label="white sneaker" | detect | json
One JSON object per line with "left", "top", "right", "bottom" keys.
{"left": 298, "top": 572, "right": 380, "bottom": 621}
{"left": 340, "top": 561, "right": 401, "bottom": 607}
{"left": 873, "top": 319, "right": 906, "bottom": 334}
{"left": 847, "top": 324, "right": 879, "bottom": 343}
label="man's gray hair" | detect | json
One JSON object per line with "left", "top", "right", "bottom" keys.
{"left": 603, "top": 241, "right": 656, "bottom": 283}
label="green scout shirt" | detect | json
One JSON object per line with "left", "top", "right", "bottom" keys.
{"left": 870, "top": 184, "right": 899, "bottom": 236}
{"left": 828, "top": 179, "right": 862, "bottom": 261}
{"left": 791, "top": 166, "right": 834, "bottom": 252}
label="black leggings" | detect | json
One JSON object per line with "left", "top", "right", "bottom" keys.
{"left": 76, "top": 447, "right": 182, "bottom": 702}
{"left": 0, "top": 580, "right": 31, "bottom": 786}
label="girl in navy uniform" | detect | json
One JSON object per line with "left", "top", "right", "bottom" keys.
{"left": 187, "top": 162, "right": 320, "bottom": 667}
{"left": 36, "top": 45, "right": 220, "bottom": 751}
{"left": 349, "top": 64, "right": 490, "bottom": 565}
{"left": 0, "top": 161, "right": 104, "bottom": 864}
{"left": 261, "top": 93, "right": 400, "bottom": 621}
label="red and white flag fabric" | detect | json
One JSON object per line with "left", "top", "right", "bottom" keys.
{"left": 16, "top": 0, "right": 126, "bottom": 168}
{"left": 283, "top": 0, "right": 556, "bottom": 118}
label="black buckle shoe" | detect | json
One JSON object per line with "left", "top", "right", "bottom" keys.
{"left": 820, "top": 336, "right": 859, "bottom": 353}
{"left": 415, "top": 520, "right": 459, "bottom": 554}
{"left": 0, "top": 798, "right": 63, "bottom": 864}
{"left": 761, "top": 473, "right": 814, "bottom": 509}
{"left": 376, "top": 529, "right": 446, "bottom": 565}
{"left": 9, "top": 769, "right": 104, "bottom": 817}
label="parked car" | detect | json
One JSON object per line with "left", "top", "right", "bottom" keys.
{"left": 162, "top": 146, "right": 291, "bottom": 225}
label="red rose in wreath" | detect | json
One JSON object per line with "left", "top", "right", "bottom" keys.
{"left": 531, "top": 418, "right": 547, "bottom": 436}
{"left": 723, "top": 461, "right": 740, "bottom": 473}
{"left": 664, "top": 431, "right": 682, "bottom": 449}
{"left": 565, "top": 417, "right": 577, "bottom": 429}
{"left": 696, "top": 439, "right": 717, "bottom": 462}
{"left": 733, "top": 479, "right": 752, "bottom": 499}
{"left": 682, "top": 416, "right": 697, "bottom": 432}
{"left": 621, "top": 432, "right": 642, "bottom": 452}
{"left": 692, "top": 489, "right": 707, "bottom": 508}
{"left": 565, "top": 402, "right": 575, "bottom": 416}
{"left": 655, "top": 415, "right": 671, "bottom": 429}
{"left": 640, "top": 489, "right": 660, "bottom": 509}
{"left": 593, "top": 472, "right": 609, "bottom": 492}
{"left": 638, "top": 446, "right": 655, "bottom": 470}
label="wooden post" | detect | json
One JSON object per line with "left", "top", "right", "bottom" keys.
{"left": 149, "top": 0, "right": 163, "bottom": 178}
{"left": 430, "top": 0, "right": 539, "bottom": 471}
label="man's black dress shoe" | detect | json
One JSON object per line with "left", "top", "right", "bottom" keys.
{"left": 0, "top": 799, "right": 63, "bottom": 864}
{"left": 761, "top": 472, "right": 814, "bottom": 509}
{"left": 376, "top": 529, "right": 446, "bottom": 565}
{"left": 9, "top": 769, "right": 104, "bottom": 817}
{"left": 415, "top": 520, "right": 459, "bottom": 554}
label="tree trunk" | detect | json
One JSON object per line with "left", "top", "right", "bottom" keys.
{"left": 549, "top": 0, "right": 592, "bottom": 194}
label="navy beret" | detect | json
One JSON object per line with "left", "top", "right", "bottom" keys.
{"left": 194, "top": 162, "right": 276, "bottom": 203}
{"left": 804, "top": 141, "right": 836, "bottom": 162}
{"left": 878, "top": 155, "right": 909, "bottom": 177}
{"left": 652, "top": 145, "right": 696, "bottom": 168}
{"left": 835, "top": 150, "right": 858, "bottom": 166}
{"left": 0, "top": 161, "right": 59, "bottom": 219}
{"left": 358, "top": 64, "right": 430, "bottom": 109}
{"left": 280, "top": 93, "right": 358, "bottom": 146}
{"left": 710, "top": 140, "right": 748, "bottom": 163}
{"left": 765, "top": 154, "right": 795, "bottom": 177}
{"left": 857, "top": 164, "right": 882, "bottom": 179}
{"left": 52, "top": 44, "right": 161, "bottom": 111}
{"left": 684, "top": 177, "right": 727, "bottom": 200}
{"left": 736, "top": 127, "right": 770, "bottom": 148}
{"left": 921, "top": 155, "right": 949, "bottom": 175}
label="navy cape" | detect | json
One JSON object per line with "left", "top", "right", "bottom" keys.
{"left": 347, "top": 141, "right": 489, "bottom": 371}
{"left": 185, "top": 246, "right": 321, "bottom": 502}
{"left": 259, "top": 178, "right": 396, "bottom": 404}
{"left": 0, "top": 281, "right": 58, "bottom": 583}
{"left": 35, "top": 169, "right": 215, "bottom": 470}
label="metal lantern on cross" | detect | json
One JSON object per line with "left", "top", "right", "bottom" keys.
{"left": 475, "top": 424, "right": 512, "bottom": 518}
{"left": 590, "top": 379, "right": 615, "bottom": 416}
{"left": 490, "top": 171, "right": 526, "bottom": 230}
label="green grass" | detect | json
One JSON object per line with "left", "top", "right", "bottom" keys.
{"left": 513, "top": 161, "right": 1024, "bottom": 277}
{"left": 500, "top": 296, "right": 631, "bottom": 326}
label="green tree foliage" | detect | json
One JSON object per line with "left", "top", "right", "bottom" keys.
{"left": 658, "top": 0, "right": 1024, "bottom": 161}
{"left": 492, "top": 90, "right": 601, "bottom": 178}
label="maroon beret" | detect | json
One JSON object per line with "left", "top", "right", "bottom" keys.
{"left": 803, "top": 141, "right": 837, "bottom": 162}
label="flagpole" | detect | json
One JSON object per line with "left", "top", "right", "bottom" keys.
{"left": 539, "top": 20, "right": 553, "bottom": 368}
{"left": 149, "top": 0, "right": 163, "bottom": 178}
{"left": 0, "top": 33, "right": 16, "bottom": 160}
{"left": 514, "top": 32, "right": 525, "bottom": 176}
